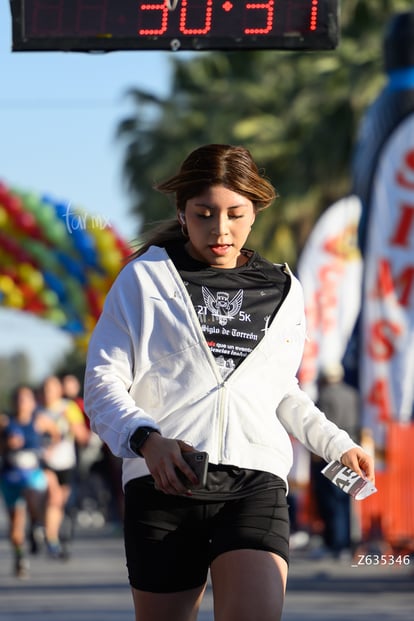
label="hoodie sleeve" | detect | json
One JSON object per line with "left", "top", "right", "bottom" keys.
{"left": 83, "top": 264, "right": 160, "bottom": 458}
{"left": 276, "top": 379, "right": 359, "bottom": 463}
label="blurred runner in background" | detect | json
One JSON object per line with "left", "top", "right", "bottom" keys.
{"left": 0, "top": 385, "right": 60, "bottom": 577}
{"left": 39, "top": 375, "right": 89, "bottom": 559}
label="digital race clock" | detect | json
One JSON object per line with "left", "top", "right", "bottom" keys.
{"left": 10, "top": 0, "right": 339, "bottom": 52}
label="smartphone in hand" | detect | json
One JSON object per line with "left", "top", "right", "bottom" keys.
{"left": 177, "top": 451, "right": 209, "bottom": 490}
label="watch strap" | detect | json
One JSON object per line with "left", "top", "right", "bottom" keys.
{"left": 130, "top": 426, "right": 160, "bottom": 457}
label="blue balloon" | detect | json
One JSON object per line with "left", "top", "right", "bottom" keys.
{"left": 43, "top": 271, "right": 66, "bottom": 301}
{"left": 69, "top": 227, "right": 99, "bottom": 268}
{"left": 56, "top": 251, "right": 86, "bottom": 284}
{"left": 62, "top": 319, "right": 85, "bottom": 335}
{"left": 54, "top": 201, "right": 71, "bottom": 221}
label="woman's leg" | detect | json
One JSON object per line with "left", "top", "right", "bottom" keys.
{"left": 9, "top": 503, "right": 26, "bottom": 549}
{"left": 8, "top": 501, "right": 30, "bottom": 577}
{"left": 124, "top": 479, "right": 210, "bottom": 620}
{"left": 210, "top": 549, "right": 288, "bottom": 621}
{"left": 131, "top": 583, "right": 206, "bottom": 621}
{"left": 44, "top": 470, "right": 65, "bottom": 551}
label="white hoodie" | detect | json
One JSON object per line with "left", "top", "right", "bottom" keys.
{"left": 84, "top": 246, "right": 357, "bottom": 489}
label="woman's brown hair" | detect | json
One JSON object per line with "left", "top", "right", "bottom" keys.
{"left": 130, "top": 144, "right": 277, "bottom": 259}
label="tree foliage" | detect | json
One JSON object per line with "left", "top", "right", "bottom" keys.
{"left": 116, "top": 0, "right": 413, "bottom": 267}
{"left": 0, "top": 353, "right": 31, "bottom": 410}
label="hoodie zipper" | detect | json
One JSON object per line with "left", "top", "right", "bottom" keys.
{"left": 166, "top": 254, "right": 296, "bottom": 459}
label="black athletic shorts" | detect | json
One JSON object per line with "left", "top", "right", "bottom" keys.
{"left": 45, "top": 467, "right": 75, "bottom": 487}
{"left": 124, "top": 468, "right": 290, "bottom": 593}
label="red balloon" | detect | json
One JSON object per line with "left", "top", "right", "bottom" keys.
{"left": 20, "top": 283, "right": 47, "bottom": 312}
{"left": 85, "top": 286, "right": 102, "bottom": 320}
{"left": 14, "top": 210, "right": 43, "bottom": 238}
{"left": 0, "top": 231, "right": 36, "bottom": 264}
{"left": 1, "top": 193, "right": 23, "bottom": 218}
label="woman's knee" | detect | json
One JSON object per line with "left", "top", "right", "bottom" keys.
{"left": 131, "top": 584, "right": 206, "bottom": 621}
{"left": 211, "top": 549, "right": 287, "bottom": 621}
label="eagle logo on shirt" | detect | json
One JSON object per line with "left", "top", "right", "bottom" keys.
{"left": 202, "top": 286, "right": 244, "bottom": 326}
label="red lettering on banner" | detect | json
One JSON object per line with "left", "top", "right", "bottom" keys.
{"left": 367, "top": 319, "right": 402, "bottom": 361}
{"left": 398, "top": 265, "right": 414, "bottom": 306}
{"left": 396, "top": 149, "right": 414, "bottom": 190}
{"left": 323, "top": 235, "right": 341, "bottom": 256}
{"left": 299, "top": 259, "right": 348, "bottom": 385}
{"left": 318, "top": 263, "right": 344, "bottom": 332}
{"left": 390, "top": 203, "right": 414, "bottom": 247}
{"left": 372, "top": 258, "right": 394, "bottom": 298}
{"left": 371, "top": 259, "right": 414, "bottom": 307}
{"left": 366, "top": 377, "right": 392, "bottom": 422}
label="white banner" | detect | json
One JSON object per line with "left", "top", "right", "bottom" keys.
{"left": 297, "top": 195, "right": 363, "bottom": 398}
{"left": 360, "top": 114, "right": 414, "bottom": 440}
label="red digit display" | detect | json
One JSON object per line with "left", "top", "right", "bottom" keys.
{"left": 9, "top": 0, "right": 339, "bottom": 52}
{"left": 179, "top": 0, "right": 213, "bottom": 36}
{"left": 138, "top": 3, "right": 169, "bottom": 36}
{"left": 310, "top": 0, "right": 319, "bottom": 31}
{"left": 245, "top": 2, "right": 274, "bottom": 36}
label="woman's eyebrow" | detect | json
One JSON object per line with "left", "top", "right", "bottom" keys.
{"left": 193, "top": 202, "right": 248, "bottom": 209}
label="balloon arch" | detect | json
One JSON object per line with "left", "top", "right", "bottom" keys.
{"left": 0, "top": 180, "right": 132, "bottom": 350}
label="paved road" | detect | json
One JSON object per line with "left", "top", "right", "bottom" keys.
{"left": 0, "top": 520, "right": 413, "bottom": 621}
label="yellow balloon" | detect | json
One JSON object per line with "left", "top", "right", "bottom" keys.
{"left": 5, "top": 287, "right": 24, "bottom": 308}
{"left": 75, "top": 334, "right": 90, "bottom": 351}
{"left": 99, "top": 249, "right": 122, "bottom": 275}
{"left": 0, "top": 274, "right": 15, "bottom": 295}
{"left": 17, "top": 263, "right": 44, "bottom": 292}
{"left": 85, "top": 314, "right": 97, "bottom": 333}
{"left": 93, "top": 228, "right": 115, "bottom": 252}
{"left": 88, "top": 272, "right": 107, "bottom": 293}
{"left": 0, "top": 206, "right": 10, "bottom": 228}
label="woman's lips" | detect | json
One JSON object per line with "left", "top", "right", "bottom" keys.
{"left": 209, "top": 244, "right": 231, "bottom": 255}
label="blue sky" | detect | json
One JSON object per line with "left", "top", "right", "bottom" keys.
{"left": 0, "top": 3, "right": 175, "bottom": 381}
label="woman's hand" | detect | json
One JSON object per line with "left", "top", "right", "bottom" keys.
{"left": 340, "top": 447, "right": 375, "bottom": 483}
{"left": 140, "top": 434, "right": 199, "bottom": 495}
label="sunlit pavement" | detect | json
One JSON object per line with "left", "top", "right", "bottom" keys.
{"left": 0, "top": 508, "right": 413, "bottom": 621}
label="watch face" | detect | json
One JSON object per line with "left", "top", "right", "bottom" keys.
{"left": 131, "top": 427, "right": 155, "bottom": 455}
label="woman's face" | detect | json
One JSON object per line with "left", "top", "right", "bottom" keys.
{"left": 181, "top": 185, "right": 256, "bottom": 269}
{"left": 42, "top": 376, "right": 63, "bottom": 406}
{"left": 16, "top": 387, "right": 36, "bottom": 418}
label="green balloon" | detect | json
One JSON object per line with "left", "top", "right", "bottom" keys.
{"left": 35, "top": 204, "right": 55, "bottom": 227}
{"left": 46, "top": 220, "right": 68, "bottom": 245}
{"left": 40, "top": 289, "right": 59, "bottom": 307}
{"left": 22, "top": 193, "right": 42, "bottom": 215}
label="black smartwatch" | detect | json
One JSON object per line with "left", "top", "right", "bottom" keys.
{"left": 130, "top": 426, "right": 160, "bottom": 457}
